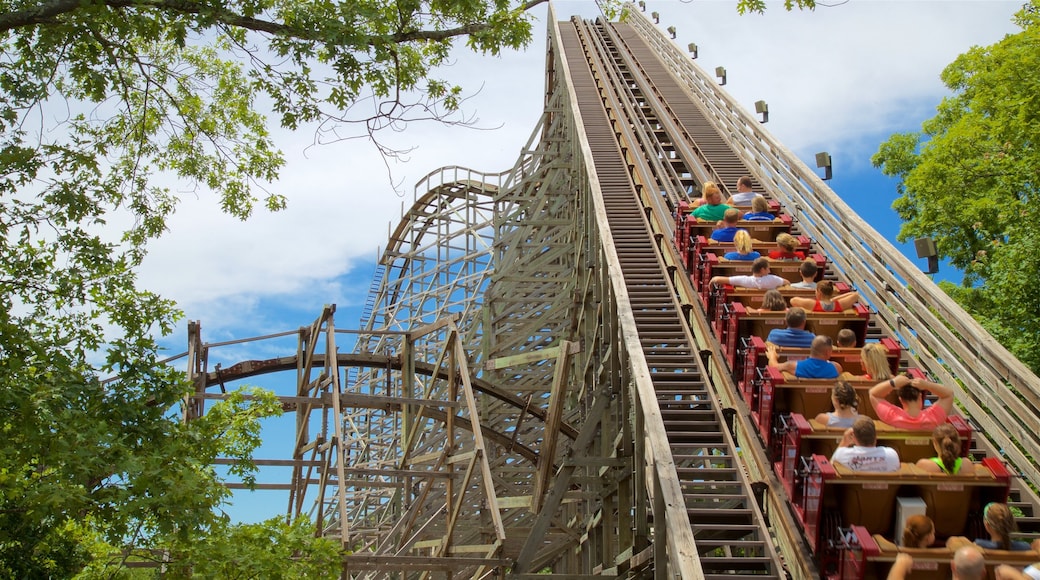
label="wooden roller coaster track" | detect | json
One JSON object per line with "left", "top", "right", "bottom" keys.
{"left": 173, "top": 4, "right": 1040, "bottom": 578}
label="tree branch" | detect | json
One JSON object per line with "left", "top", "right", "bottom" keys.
{"left": 0, "top": 0, "right": 550, "bottom": 45}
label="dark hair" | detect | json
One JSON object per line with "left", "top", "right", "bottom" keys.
{"left": 897, "top": 383, "right": 921, "bottom": 402}
{"left": 751, "top": 256, "right": 770, "bottom": 274}
{"left": 760, "top": 289, "right": 786, "bottom": 311}
{"left": 799, "top": 259, "right": 818, "bottom": 278}
{"left": 817, "top": 279, "right": 835, "bottom": 298}
{"left": 833, "top": 381, "right": 858, "bottom": 410}
{"left": 933, "top": 423, "right": 961, "bottom": 474}
{"left": 737, "top": 175, "right": 753, "bottom": 189}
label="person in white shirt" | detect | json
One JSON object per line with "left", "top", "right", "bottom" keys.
{"left": 725, "top": 175, "right": 758, "bottom": 206}
{"left": 709, "top": 257, "right": 789, "bottom": 290}
{"left": 830, "top": 416, "right": 900, "bottom": 472}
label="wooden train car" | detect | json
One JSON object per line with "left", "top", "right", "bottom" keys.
{"left": 672, "top": 199, "right": 1039, "bottom": 579}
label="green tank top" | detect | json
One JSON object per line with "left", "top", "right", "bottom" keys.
{"left": 930, "top": 456, "right": 963, "bottom": 474}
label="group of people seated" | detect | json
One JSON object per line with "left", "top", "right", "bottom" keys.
{"left": 690, "top": 176, "right": 805, "bottom": 258}
{"left": 690, "top": 176, "right": 771, "bottom": 222}
{"left": 691, "top": 177, "right": 794, "bottom": 252}
{"left": 823, "top": 384, "right": 1040, "bottom": 577}
{"left": 686, "top": 176, "right": 1039, "bottom": 576}
{"left": 888, "top": 543, "right": 1040, "bottom": 580}
{"left": 709, "top": 266, "right": 862, "bottom": 321}
{"left": 889, "top": 506, "right": 1040, "bottom": 579}
{"left": 827, "top": 415, "right": 962, "bottom": 474}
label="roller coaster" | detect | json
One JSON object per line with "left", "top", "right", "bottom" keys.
{"left": 177, "top": 4, "right": 1040, "bottom": 578}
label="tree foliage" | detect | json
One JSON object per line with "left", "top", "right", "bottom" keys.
{"left": 160, "top": 517, "right": 342, "bottom": 579}
{"left": 872, "top": 0, "right": 1040, "bottom": 374}
{"left": 0, "top": 0, "right": 546, "bottom": 575}
{"left": 736, "top": 0, "right": 816, "bottom": 15}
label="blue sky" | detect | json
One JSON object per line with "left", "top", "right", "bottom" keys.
{"left": 140, "top": 1, "right": 1023, "bottom": 522}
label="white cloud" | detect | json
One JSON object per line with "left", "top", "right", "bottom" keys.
{"left": 638, "top": 0, "right": 1018, "bottom": 164}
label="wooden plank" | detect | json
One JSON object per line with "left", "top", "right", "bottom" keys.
{"left": 483, "top": 340, "right": 582, "bottom": 370}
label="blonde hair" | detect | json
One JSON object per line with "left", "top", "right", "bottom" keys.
{"left": 984, "top": 503, "right": 1017, "bottom": 551}
{"left": 902, "top": 514, "right": 935, "bottom": 548}
{"left": 861, "top": 342, "right": 892, "bottom": 381}
{"left": 751, "top": 195, "right": 769, "bottom": 213}
{"left": 701, "top": 181, "right": 722, "bottom": 201}
{"left": 776, "top": 232, "right": 797, "bottom": 252}
{"left": 733, "top": 229, "right": 753, "bottom": 254}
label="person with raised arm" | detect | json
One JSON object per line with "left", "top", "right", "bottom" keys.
{"left": 709, "top": 256, "right": 789, "bottom": 290}
{"left": 869, "top": 372, "right": 954, "bottom": 430}
{"left": 790, "top": 279, "right": 860, "bottom": 313}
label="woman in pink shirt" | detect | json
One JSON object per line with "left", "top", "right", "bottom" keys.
{"left": 868, "top": 373, "right": 955, "bottom": 430}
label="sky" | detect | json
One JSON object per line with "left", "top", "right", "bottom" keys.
{"left": 134, "top": 0, "right": 1024, "bottom": 521}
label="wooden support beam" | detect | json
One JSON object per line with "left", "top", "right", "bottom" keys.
{"left": 532, "top": 339, "right": 575, "bottom": 512}
{"left": 483, "top": 340, "right": 582, "bottom": 371}
{"left": 344, "top": 555, "right": 509, "bottom": 572}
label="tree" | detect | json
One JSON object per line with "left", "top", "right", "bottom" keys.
{"left": 872, "top": 0, "right": 1040, "bottom": 374}
{"left": 159, "top": 517, "right": 342, "bottom": 579}
{"left": 0, "top": 0, "right": 550, "bottom": 574}
{"left": 736, "top": 0, "right": 816, "bottom": 15}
